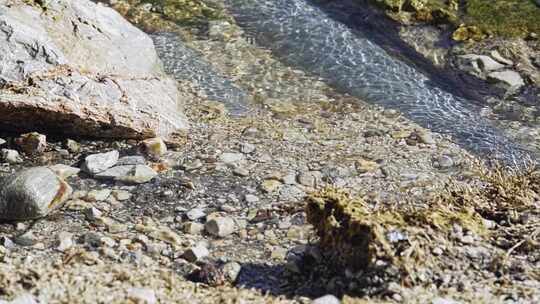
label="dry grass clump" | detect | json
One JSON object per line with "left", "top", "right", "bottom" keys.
{"left": 306, "top": 162, "right": 540, "bottom": 287}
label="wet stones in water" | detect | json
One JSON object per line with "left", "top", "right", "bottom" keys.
{"left": 0, "top": 167, "right": 72, "bottom": 220}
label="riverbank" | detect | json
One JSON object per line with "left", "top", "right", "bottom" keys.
{"left": 0, "top": 0, "right": 538, "bottom": 303}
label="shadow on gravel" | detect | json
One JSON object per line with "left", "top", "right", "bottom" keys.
{"left": 233, "top": 258, "right": 396, "bottom": 300}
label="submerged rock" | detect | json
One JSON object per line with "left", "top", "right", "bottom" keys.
{"left": 0, "top": 167, "right": 72, "bottom": 220}
{"left": 0, "top": 0, "right": 188, "bottom": 139}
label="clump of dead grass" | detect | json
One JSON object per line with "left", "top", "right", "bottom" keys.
{"left": 306, "top": 161, "right": 540, "bottom": 287}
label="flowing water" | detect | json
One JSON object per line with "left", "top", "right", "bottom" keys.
{"left": 218, "top": 0, "right": 536, "bottom": 163}
{"left": 147, "top": 0, "right": 537, "bottom": 164}
{"left": 151, "top": 32, "right": 251, "bottom": 114}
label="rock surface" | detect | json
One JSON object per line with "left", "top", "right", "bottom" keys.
{"left": 488, "top": 70, "right": 525, "bottom": 88}
{"left": 0, "top": 0, "right": 188, "bottom": 139}
{"left": 82, "top": 151, "right": 119, "bottom": 174}
{"left": 0, "top": 167, "right": 72, "bottom": 220}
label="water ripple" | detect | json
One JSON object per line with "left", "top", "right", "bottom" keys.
{"left": 151, "top": 32, "right": 250, "bottom": 115}
{"left": 222, "top": 0, "right": 536, "bottom": 164}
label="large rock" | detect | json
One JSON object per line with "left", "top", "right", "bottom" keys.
{"left": 0, "top": 167, "right": 72, "bottom": 220}
{"left": 0, "top": 0, "right": 188, "bottom": 139}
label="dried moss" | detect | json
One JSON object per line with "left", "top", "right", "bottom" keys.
{"left": 306, "top": 163, "right": 539, "bottom": 283}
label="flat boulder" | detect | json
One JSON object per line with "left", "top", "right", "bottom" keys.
{"left": 0, "top": 0, "right": 188, "bottom": 139}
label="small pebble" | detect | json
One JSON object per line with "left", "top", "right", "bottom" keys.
{"left": 205, "top": 217, "right": 236, "bottom": 237}
{"left": 1, "top": 149, "right": 23, "bottom": 164}
{"left": 313, "top": 295, "right": 340, "bottom": 304}
{"left": 141, "top": 137, "right": 167, "bottom": 158}
{"left": 186, "top": 208, "right": 206, "bottom": 221}
{"left": 15, "top": 132, "right": 47, "bottom": 155}
{"left": 82, "top": 150, "right": 119, "bottom": 174}
{"left": 182, "top": 244, "right": 209, "bottom": 262}
{"left": 127, "top": 288, "right": 157, "bottom": 304}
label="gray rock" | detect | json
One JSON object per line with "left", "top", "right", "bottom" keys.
{"left": 56, "top": 232, "right": 74, "bottom": 252}
{"left": 488, "top": 70, "right": 525, "bottom": 88}
{"left": 244, "top": 194, "right": 260, "bottom": 203}
{"left": 186, "top": 208, "right": 206, "bottom": 221}
{"left": 223, "top": 261, "right": 242, "bottom": 283}
{"left": 111, "top": 190, "right": 132, "bottom": 201}
{"left": 297, "top": 171, "right": 320, "bottom": 187}
{"left": 141, "top": 137, "right": 167, "bottom": 158}
{"left": 0, "top": 138, "right": 5, "bottom": 146}
{"left": 0, "top": 0, "right": 188, "bottom": 139}
{"left": 0, "top": 167, "right": 72, "bottom": 220}
{"left": 416, "top": 131, "right": 436, "bottom": 145}
{"left": 239, "top": 142, "right": 256, "bottom": 154}
{"left": 84, "top": 207, "right": 103, "bottom": 221}
{"left": 233, "top": 167, "right": 249, "bottom": 177}
{"left": 278, "top": 185, "right": 306, "bottom": 201}
{"left": 15, "top": 132, "right": 47, "bottom": 155}
{"left": 182, "top": 244, "right": 209, "bottom": 262}
{"left": 490, "top": 50, "right": 513, "bottom": 65}
{"left": 49, "top": 164, "right": 80, "bottom": 179}
{"left": 219, "top": 152, "right": 244, "bottom": 165}
{"left": 127, "top": 288, "right": 157, "bottom": 304}
{"left": 313, "top": 295, "right": 340, "bottom": 304}
{"left": 116, "top": 156, "right": 146, "bottom": 166}
{"left": 82, "top": 151, "right": 119, "bottom": 174}
{"left": 205, "top": 217, "right": 236, "bottom": 237}
{"left": 94, "top": 165, "right": 134, "bottom": 180}
{"left": 434, "top": 155, "right": 455, "bottom": 169}
{"left": 461, "top": 54, "right": 505, "bottom": 72}
{"left": 1, "top": 149, "right": 23, "bottom": 164}
{"left": 85, "top": 189, "right": 111, "bottom": 202}
{"left": 183, "top": 222, "right": 205, "bottom": 235}
{"left": 115, "top": 165, "right": 157, "bottom": 184}
{"left": 432, "top": 298, "right": 460, "bottom": 304}
{"left": 181, "top": 159, "right": 202, "bottom": 172}
{"left": 13, "top": 231, "right": 37, "bottom": 247}
{"left": 65, "top": 139, "right": 81, "bottom": 153}
{"left": 282, "top": 173, "right": 297, "bottom": 185}
{"left": 0, "top": 236, "right": 15, "bottom": 249}
{"left": 2, "top": 293, "right": 38, "bottom": 304}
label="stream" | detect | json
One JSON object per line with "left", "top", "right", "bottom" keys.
{"left": 152, "top": 0, "right": 538, "bottom": 164}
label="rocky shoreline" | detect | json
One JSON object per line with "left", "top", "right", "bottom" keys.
{"left": 0, "top": 0, "right": 538, "bottom": 303}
